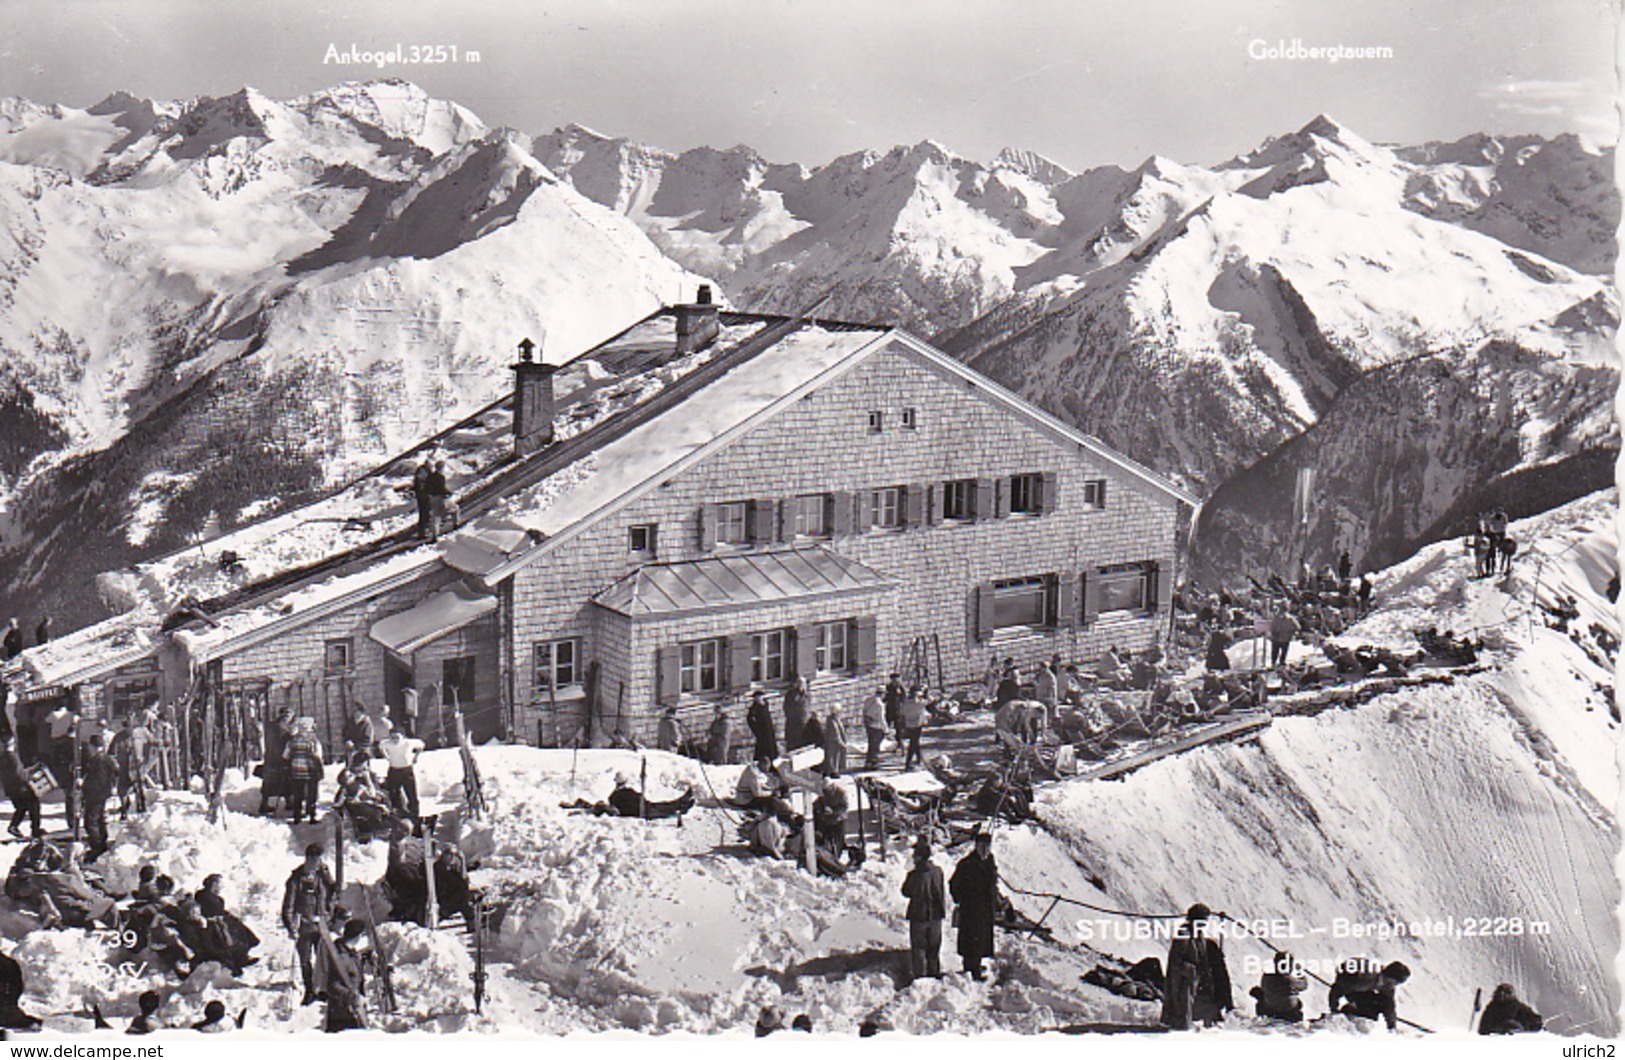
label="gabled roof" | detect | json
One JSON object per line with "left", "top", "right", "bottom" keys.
{"left": 448, "top": 326, "right": 1196, "bottom": 584}
{"left": 593, "top": 547, "right": 895, "bottom": 619}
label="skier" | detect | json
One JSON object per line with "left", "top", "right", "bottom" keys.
{"left": 80, "top": 734, "right": 117, "bottom": 862}
{"left": 1477, "top": 982, "right": 1542, "bottom": 1034}
{"left": 1205, "top": 628, "right": 1232, "bottom": 672}
{"left": 1267, "top": 608, "right": 1300, "bottom": 669}
{"left": 281, "top": 843, "right": 336, "bottom": 1006}
{"left": 884, "top": 673, "right": 907, "bottom": 744}
{"left": 1249, "top": 951, "right": 1307, "bottom": 1023}
{"left": 901, "top": 836, "right": 946, "bottom": 982}
{"left": 862, "top": 686, "right": 887, "bottom": 770}
{"left": 321, "top": 919, "right": 371, "bottom": 1032}
{"left": 705, "top": 704, "right": 732, "bottom": 766}
{"left": 378, "top": 727, "right": 423, "bottom": 820}
{"left": 1327, "top": 957, "right": 1410, "bottom": 1030}
{"left": 284, "top": 717, "right": 325, "bottom": 824}
{"left": 782, "top": 675, "right": 810, "bottom": 751}
{"left": 949, "top": 827, "right": 998, "bottom": 980}
{"left": 1161, "top": 903, "right": 1232, "bottom": 1029}
{"left": 2, "top": 620, "right": 21, "bottom": 660}
{"left": 746, "top": 691, "right": 778, "bottom": 763}
{"left": 0, "top": 736, "right": 41, "bottom": 839}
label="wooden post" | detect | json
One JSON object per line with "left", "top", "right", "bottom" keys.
{"left": 423, "top": 819, "right": 439, "bottom": 930}
{"left": 801, "top": 789, "right": 816, "bottom": 876}
{"left": 334, "top": 811, "right": 345, "bottom": 891}
{"left": 855, "top": 778, "right": 868, "bottom": 860}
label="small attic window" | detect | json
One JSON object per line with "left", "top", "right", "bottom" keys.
{"left": 867, "top": 410, "right": 885, "bottom": 433}
{"left": 629, "top": 524, "right": 657, "bottom": 556}
{"left": 901, "top": 408, "right": 918, "bottom": 430}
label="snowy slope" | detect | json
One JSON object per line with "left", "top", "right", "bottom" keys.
{"left": 1038, "top": 491, "right": 1619, "bottom": 1035}
{"left": 0, "top": 82, "right": 710, "bottom": 627}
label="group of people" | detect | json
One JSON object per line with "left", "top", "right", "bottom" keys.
{"left": 900, "top": 826, "right": 999, "bottom": 983}
{"left": 1467, "top": 507, "right": 1516, "bottom": 578}
{"left": 259, "top": 704, "right": 425, "bottom": 834}
{"left": 402, "top": 456, "right": 454, "bottom": 542}
{"left": 736, "top": 764, "right": 862, "bottom": 877}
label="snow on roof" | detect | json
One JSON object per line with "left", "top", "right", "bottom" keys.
{"left": 368, "top": 582, "right": 497, "bottom": 656}
{"left": 447, "top": 323, "right": 885, "bottom": 575}
{"left": 18, "top": 607, "right": 162, "bottom": 689}
{"left": 171, "top": 546, "right": 440, "bottom": 663}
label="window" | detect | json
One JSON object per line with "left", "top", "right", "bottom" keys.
{"left": 717, "top": 502, "right": 749, "bottom": 545}
{"left": 867, "top": 410, "right": 885, "bottom": 433}
{"left": 106, "top": 674, "right": 160, "bottom": 718}
{"left": 942, "top": 479, "right": 976, "bottom": 520}
{"left": 680, "top": 638, "right": 722, "bottom": 694}
{"left": 992, "top": 575, "right": 1052, "bottom": 630}
{"left": 1098, "top": 564, "right": 1154, "bottom": 614}
{"left": 751, "top": 630, "right": 787, "bottom": 683}
{"left": 629, "top": 524, "right": 657, "bottom": 555}
{"left": 1008, "top": 473, "right": 1043, "bottom": 514}
{"left": 534, "top": 638, "right": 579, "bottom": 691}
{"left": 869, "top": 487, "right": 902, "bottom": 529}
{"left": 901, "top": 407, "right": 918, "bottom": 430}
{"left": 814, "top": 621, "right": 848, "bottom": 672}
{"left": 790, "top": 494, "right": 827, "bottom": 538}
{"left": 324, "top": 639, "right": 354, "bottom": 674}
{"left": 1082, "top": 479, "right": 1107, "bottom": 510}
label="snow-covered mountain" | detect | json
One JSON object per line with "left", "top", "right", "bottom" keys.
{"left": 0, "top": 80, "right": 709, "bottom": 625}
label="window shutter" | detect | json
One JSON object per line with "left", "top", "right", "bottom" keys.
{"left": 975, "top": 584, "right": 996, "bottom": 642}
{"left": 656, "top": 646, "right": 681, "bottom": 705}
{"left": 974, "top": 479, "right": 994, "bottom": 522}
{"left": 928, "top": 484, "right": 945, "bottom": 525}
{"left": 778, "top": 498, "right": 796, "bottom": 542}
{"left": 698, "top": 504, "right": 718, "bottom": 551}
{"left": 1056, "top": 572, "right": 1077, "bottom": 629}
{"left": 851, "top": 615, "right": 877, "bottom": 671}
{"left": 994, "top": 477, "right": 1010, "bottom": 518}
{"left": 728, "top": 635, "right": 754, "bottom": 690}
{"left": 1039, "top": 472, "right": 1058, "bottom": 515}
{"left": 1154, "top": 562, "right": 1173, "bottom": 614}
{"left": 852, "top": 492, "right": 873, "bottom": 534}
{"left": 1098, "top": 480, "right": 1108, "bottom": 509}
{"left": 904, "top": 484, "right": 926, "bottom": 528}
{"left": 1082, "top": 572, "right": 1101, "bottom": 626}
{"left": 829, "top": 492, "right": 851, "bottom": 538}
{"left": 749, "top": 498, "right": 776, "bottom": 544}
{"left": 794, "top": 624, "right": 817, "bottom": 677}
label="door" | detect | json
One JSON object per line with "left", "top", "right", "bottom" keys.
{"left": 444, "top": 655, "right": 498, "bottom": 741}
{"left": 384, "top": 655, "right": 414, "bottom": 732}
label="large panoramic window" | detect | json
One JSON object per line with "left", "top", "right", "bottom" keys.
{"left": 992, "top": 575, "right": 1052, "bottom": 629}
{"left": 1097, "top": 563, "right": 1154, "bottom": 614}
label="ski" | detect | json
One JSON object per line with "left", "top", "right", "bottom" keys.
{"left": 361, "top": 885, "right": 398, "bottom": 1014}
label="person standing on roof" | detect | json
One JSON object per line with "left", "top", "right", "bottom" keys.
{"left": 32, "top": 616, "right": 49, "bottom": 648}
{"left": 424, "top": 460, "right": 452, "bottom": 541}
{"left": 378, "top": 727, "right": 423, "bottom": 821}
{"left": 410, "top": 457, "right": 433, "bottom": 540}
{"left": 2, "top": 620, "right": 21, "bottom": 661}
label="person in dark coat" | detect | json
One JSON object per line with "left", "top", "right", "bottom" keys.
{"left": 282, "top": 844, "right": 336, "bottom": 1006}
{"left": 1267, "top": 609, "right": 1300, "bottom": 669}
{"left": 0, "top": 947, "right": 39, "bottom": 1029}
{"left": 949, "top": 829, "right": 999, "bottom": 980}
{"left": 1478, "top": 982, "right": 1542, "bottom": 1034}
{"left": 901, "top": 836, "right": 946, "bottom": 981}
{"left": 1250, "top": 951, "right": 1306, "bottom": 1023}
{"left": 80, "top": 735, "right": 118, "bottom": 861}
{"left": 782, "top": 676, "right": 810, "bottom": 751}
{"left": 126, "top": 990, "right": 164, "bottom": 1034}
{"left": 800, "top": 711, "right": 824, "bottom": 758}
{"left": 883, "top": 674, "right": 906, "bottom": 744}
{"left": 1, "top": 620, "right": 21, "bottom": 661}
{"left": 424, "top": 460, "right": 452, "bottom": 541}
{"left": 1327, "top": 958, "right": 1410, "bottom": 1030}
{"left": 1337, "top": 550, "right": 1352, "bottom": 584}
{"left": 705, "top": 704, "right": 732, "bottom": 766}
{"left": 1161, "top": 904, "right": 1232, "bottom": 1029}
{"left": 32, "top": 616, "right": 49, "bottom": 648}
{"left": 322, "top": 919, "right": 370, "bottom": 1032}
{"left": 1204, "top": 628, "right": 1232, "bottom": 672}
{"left": 259, "top": 707, "right": 294, "bottom": 816}
{"left": 409, "top": 458, "right": 433, "bottom": 540}
{"left": 0, "top": 737, "right": 41, "bottom": 839}
{"left": 746, "top": 692, "right": 778, "bottom": 762}
{"left": 196, "top": 874, "right": 259, "bottom": 975}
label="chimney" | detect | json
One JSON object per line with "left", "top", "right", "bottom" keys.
{"left": 674, "top": 284, "right": 720, "bottom": 354}
{"left": 512, "top": 336, "right": 556, "bottom": 456}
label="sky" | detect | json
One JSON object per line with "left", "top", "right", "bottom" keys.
{"left": 0, "top": 0, "right": 1617, "bottom": 170}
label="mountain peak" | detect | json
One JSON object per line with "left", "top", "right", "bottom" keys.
{"left": 993, "top": 147, "right": 1074, "bottom": 186}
